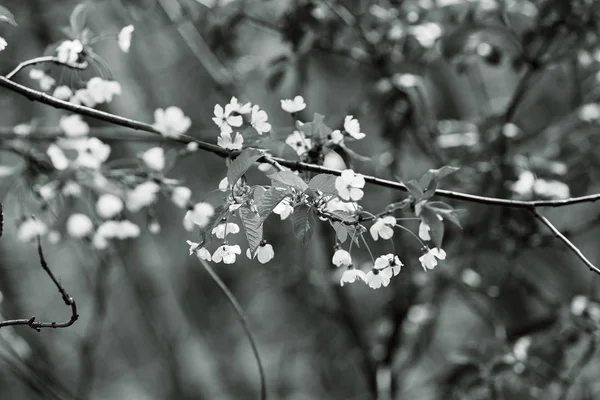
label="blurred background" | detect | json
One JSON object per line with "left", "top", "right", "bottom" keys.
{"left": 1, "top": 0, "right": 600, "bottom": 399}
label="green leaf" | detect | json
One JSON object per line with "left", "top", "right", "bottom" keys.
{"left": 269, "top": 171, "right": 308, "bottom": 191}
{"left": 420, "top": 207, "right": 444, "bottom": 249}
{"left": 307, "top": 174, "right": 338, "bottom": 195}
{"left": 239, "top": 207, "right": 263, "bottom": 253}
{"left": 404, "top": 179, "right": 424, "bottom": 200}
{"left": 256, "top": 187, "right": 290, "bottom": 222}
{"left": 426, "top": 201, "right": 454, "bottom": 212}
{"left": 292, "top": 204, "right": 315, "bottom": 247}
{"left": 227, "top": 148, "right": 264, "bottom": 185}
{"left": 419, "top": 166, "right": 459, "bottom": 191}
{"left": 0, "top": 5, "right": 17, "bottom": 26}
{"left": 330, "top": 220, "right": 360, "bottom": 246}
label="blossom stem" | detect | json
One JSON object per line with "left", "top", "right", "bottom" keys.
{"left": 5, "top": 56, "right": 88, "bottom": 80}
{"left": 394, "top": 223, "right": 427, "bottom": 249}
{"left": 361, "top": 234, "right": 376, "bottom": 263}
{"left": 198, "top": 258, "right": 267, "bottom": 400}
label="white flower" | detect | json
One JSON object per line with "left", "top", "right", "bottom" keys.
{"left": 250, "top": 105, "right": 271, "bottom": 134}
{"left": 218, "top": 177, "right": 230, "bottom": 192}
{"left": 510, "top": 171, "right": 535, "bottom": 197}
{"left": 66, "top": 213, "right": 94, "bottom": 238}
{"left": 332, "top": 249, "right": 352, "bottom": 267}
{"left": 62, "top": 181, "right": 82, "bottom": 197}
{"left": 141, "top": 147, "right": 165, "bottom": 171}
{"left": 419, "top": 247, "right": 446, "bottom": 270}
{"left": 365, "top": 269, "right": 391, "bottom": 289}
{"left": 52, "top": 85, "right": 73, "bottom": 100}
{"left": 324, "top": 197, "right": 358, "bottom": 214}
{"left": 38, "top": 182, "right": 57, "bottom": 201}
{"left": 228, "top": 97, "right": 252, "bottom": 114}
{"left": 119, "top": 220, "right": 141, "bottom": 238}
{"left": 217, "top": 131, "right": 243, "bottom": 150}
{"left": 186, "top": 202, "right": 215, "bottom": 228}
{"left": 513, "top": 337, "right": 531, "bottom": 362}
{"left": 118, "top": 25, "right": 134, "bottom": 53}
{"left": 212, "top": 222, "right": 240, "bottom": 239}
{"left": 280, "top": 95, "right": 306, "bottom": 113}
{"left": 72, "top": 88, "right": 96, "bottom": 107}
{"left": 571, "top": 295, "right": 589, "bottom": 316}
{"left": 374, "top": 254, "right": 402, "bottom": 279}
{"left": 56, "top": 40, "right": 83, "bottom": 63}
{"left": 46, "top": 144, "right": 69, "bottom": 170}
{"left": 13, "top": 123, "right": 32, "bottom": 136}
{"left": 149, "top": 220, "right": 161, "bottom": 234}
{"left": 0, "top": 37, "right": 6, "bottom": 51}
{"left": 213, "top": 103, "right": 243, "bottom": 130}
{"left": 461, "top": 269, "right": 481, "bottom": 288}
{"left": 246, "top": 242, "right": 275, "bottom": 264}
{"left": 329, "top": 129, "right": 344, "bottom": 145}
{"left": 273, "top": 198, "right": 293, "bottom": 220}
{"left": 212, "top": 244, "right": 242, "bottom": 264}
{"left": 187, "top": 240, "right": 201, "bottom": 255}
{"left": 39, "top": 75, "right": 56, "bottom": 91}
{"left": 86, "top": 78, "right": 121, "bottom": 104}
{"left": 153, "top": 106, "right": 192, "bottom": 138}
{"left": 171, "top": 186, "right": 192, "bottom": 208}
{"left": 533, "top": 179, "right": 570, "bottom": 200}
{"left": 343, "top": 115, "right": 366, "bottom": 140}
{"left": 59, "top": 114, "right": 89, "bottom": 137}
{"left": 410, "top": 22, "right": 442, "bottom": 48}
{"left": 187, "top": 142, "right": 199, "bottom": 152}
{"left": 335, "top": 169, "right": 365, "bottom": 201}
{"left": 96, "top": 194, "right": 124, "bottom": 219}
{"left": 17, "top": 218, "right": 48, "bottom": 242}
{"left": 126, "top": 181, "right": 161, "bottom": 212}
{"left": 418, "top": 221, "right": 431, "bottom": 241}
{"left": 285, "top": 131, "right": 312, "bottom": 156}
{"left": 196, "top": 247, "right": 212, "bottom": 261}
{"left": 370, "top": 216, "right": 396, "bottom": 240}
{"left": 96, "top": 220, "right": 120, "bottom": 239}
{"left": 30, "top": 69, "right": 45, "bottom": 80}
{"left": 340, "top": 267, "right": 367, "bottom": 286}
{"left": 47, "top": 230, "right": 62, "bottom": 244}
{"left": 70, "top": 137, "right": 111, "bottom": 169}
{"left": 579, "top": 103, "right": 600, "bottom": 121}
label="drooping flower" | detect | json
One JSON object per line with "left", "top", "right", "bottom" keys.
{"left": 171, "top": 186, "right": 192, "bottom": 208}
{"left": 365, "top": 269, "right": 391, "bottom": 289}
{"left": 0, "top": 37, "right": 6, "bottom": 51}
{"left": 52, "top": 85, "right": 73, "bottom": 100}
{"left": 285, "top": 131, "right": 312, "bottom": 156}
{"left": 340, "top": 267, "right": 367, "bottom": 286}
{"left": 141, "top": 147, "right": 165, "bottom": 171}
{"left": 246, "top": 242, "right": 275, "bottom": 264}
{"left": 66, "top": 213, "right": 94, "bottom": 238}
{"left": 196, "top": 247, "right": 212, "bottom": 261}
{"left": 343, "top": 115, "right": 366, "bottom": 140}
{"left": 419, "top": 247, "right": 446, "bottom": 271}
{"left": 56, "top": 40, "right": 83, "bottom": 64}
{"left": 185, "top": 202, "right": 215, "bottom": 228}
{"left": 126, "top": 181, "right": 161, "bottom": 212}
{"left": 212, "top": 222, "right": 240, "bottom": 239}
{"left": 418, "top": 220, "right": 431, "bottom": 241}
{"left": 59, "top": 114, "right": 89, "bottom": 137}
{"left": 187, "top": 240, "right": 201, "bottom": 255}
{"left": 374, "top": 254, "right": 402, "bottom": 279}
{"left": 218, "top": 177, "right": 230, "bottom": 192}
{"left": 96, "top": 193, "right": 124, "bottom": 219}
{"left": 86, "top": 77, "right": 122, "bottom": 104}
{"left": 212, "top": 244, "right": 242, "bottom": 264}
{"left": 370, "top": 216, "right": 396, "bottom": 240}
{"left": 153, "top": 106, "right": 192, "bottom": 138}
{"left": 217, "top": 131, "right": 243, "bottom": 150}
{"left": 280, "top": 95, "right": 306, "bottom": 113}
{"left": 17, "top": 218, "right": 48, "bottom": 242}
{"left": 118, "top": 25, "right": 134, "bottom": 53}
{"left": 212, "top": 103, "right": 243, "bottom": 130}
{"left": 273, "top": 197, "right": 293, "bottom": 220}
{"left": 250, "top": 105, "right": 271, "bottom": 134}
{"left": 335, "top": 169, "right": 365, "bottom": 201}
{"left": 332, "top": 249, "right": 352, "bottom": 267}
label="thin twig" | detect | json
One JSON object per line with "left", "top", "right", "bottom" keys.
{"left": 0, "top": 235, "right": 78, "bottom": 330}
{"left": 532, "top": 209, "right": 600, "bottom": 275}
{"left": 5, "top": 56, "right": 88, "bottom": 80}
{"left": 198, "top": 258, "right": 267, "bottom": 400}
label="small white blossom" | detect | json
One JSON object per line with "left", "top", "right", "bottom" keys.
{"left": 418, "top": 220, "right": 431, "bottom": 241}
{"left": 186, "top": 202, "right": 215, "bottom": 228}
{"left": 59, "top": 114, "right": 89, "bottom": 137}
{"left": 62, "top": 181, "right": 82, "bottom": 197}
{"left": 196, "top": 247, "right": 212, "bottom": 261}
{"left": 410, "top": 23, "right": 442, "bottom": 48}
{"left": 335, "top": 169, "right": 365, "bottom": 201}
{"left": 273, "top": 198, "right": 293, "bottom": 220}
{"left": 332, "top": 249, "right": 352, "bottom": 267}
{"left": 187, "top": 142, "right": 199, "bottom": 152}
{"left": 228, "top": 97, "right": 252, "bottom": 114}
{"left": 52, "top": 85, "right": 73, "bottom": 100}
{"left": 126, "top": 181, "right": 161, "bottom": 212}
{"left": 56, "top": 40, "right": 83, "bottom": 64}
{"left": 119, "top": 220, "right": 141, "bottom": 238}
{"left": 250, "top": 105, "right": 271, "bottom": 134}
{"left": 217, "top": 131, "right": 243, "bottom": 150}
{"left": 340, "top": 267, "right": 367, "bottom": 286}
{"left": 280, "top": 95, "right": 306, "bottom": 113}
{"left": 213, "top": 103, "right": 243, "bottom": 130}
{"left": 579, "top": 103, "right": 600, "bottom": 121}
{"left": 46, "top": 144, "right": 69, "bottom": 170}
{"left": 187, "top": 240, "right": 201, "bottom": 255}
{"left": 0, "top": 37, "right": 6, "bottom": 51}
{"left": 118, "top": 25, "right": 134, "bottom": 53}
{"left": 66, "top": 213, "right": 94, "bottom": 238}
{"left": 513, "top": 337, "right": 531, "bottom": 362}
{"left": 96, "top": 194, "right": 124, "bottom": 219}
{"left": 510, "top": 171, "right": 535, "bottom": 197}
{"left": 17, "top": 218, "right": 48, "bottom": 242}
{"left": 285, "top": 131, "right": 312, "bottom": 156}
{"left": 141, "top": 147, "right": 165, "bottom": 171}
{"left": 329, "top": 129, "right": 344, "bottom": 145}
{"left": 72, "top": 88, "right": 95, "bottom": 107}
{"left": 533, "top": 179, "right": 570, "bottom": 200}
{"left": 571, "top": 295, "right": 589, "bottom": 316}
{"left": 13, "top": 123, "right": 32, "bottom": 136}
{"left": 212, "top": 244, "right": 242, "bottom": 264}
{"left": 71, "top": 137, "right": 111, "bottom": 169}
{"left": 419, "top": 247, "right": 446, "bottom": 270}
{"left": 39, "top": 75, "right": 56, "bottom": 91}
{"left": 30, "top": 69, "right": 45, "bottom": 80}
{"left": 246, "top": 242, "right": 275, "bottom": 264}
{"left": 374, "top": 254, "right": 402, "bottom": 279}
{"left": 47, "top": 230, "right": 62, "bottom": 244}
{"left": 86, "top": 77, "right": 122, "bottom": 104}
{"left": 149, "top": 220, "right": 161, "bottom": 234}
{"left": 461, "top": 268, "right": 482, "bottom": 288}
{"left": 343, "top": 115, "right": 366, "bottom": 140}
{"left": 171, "top": 186, "right": 192, "bottom": 208}
{"left": 218, "top": 177, "right": 230, "bottom": 192}
{"left": 212, "top": 222, "right": 240, "bottom": 239}
{"left": 365, "top": 269, "right": 391, "bottom": 289}
{"left": 370, "top": 216, "right": 396, "bottom": 240}
{"left": 153, "top": 106, "right": 192, "bottom": 138}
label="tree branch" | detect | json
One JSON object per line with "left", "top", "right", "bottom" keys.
{"left": 5, "top": 56, "right": 88, "bottom": 80}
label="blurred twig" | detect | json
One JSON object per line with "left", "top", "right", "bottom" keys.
{"left": 198, "top": 258, "right": 267, "bottom": 400}
{"left": 5, "top": 56, "right": 88, "bottom": 80}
